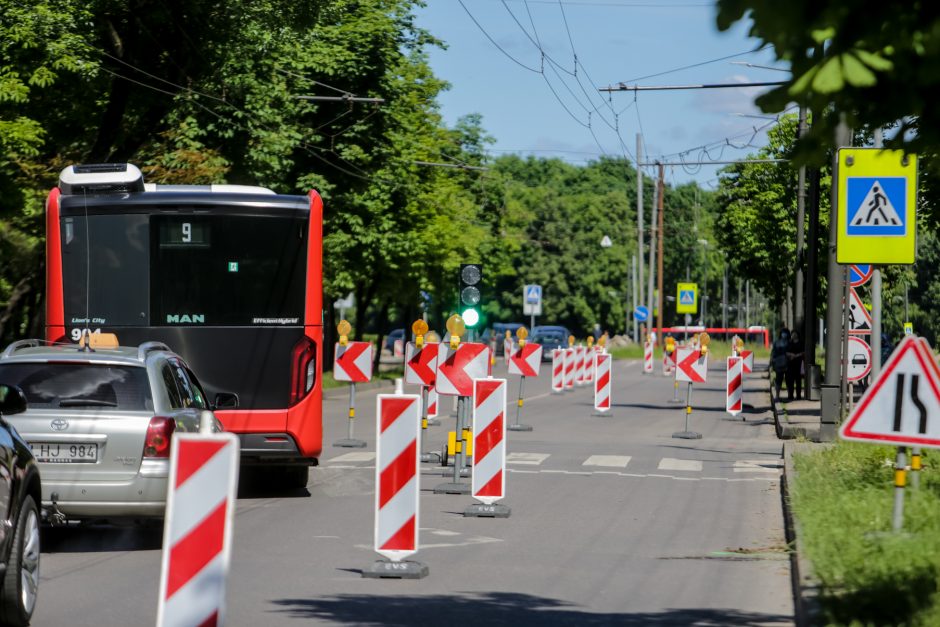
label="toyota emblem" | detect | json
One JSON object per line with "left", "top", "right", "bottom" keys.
{"left": 50, "top": 419, "right": 69, "bottom": 431}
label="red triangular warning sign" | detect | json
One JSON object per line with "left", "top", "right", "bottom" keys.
{"left": 847, "top": 287, "right": 872, "bottom": 335}
{"left": 840, "top": 337, "right": 940, "bottom": 448}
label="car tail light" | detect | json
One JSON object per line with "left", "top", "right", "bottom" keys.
{"left": 143, "top": 416, "right": 176, "bottom": 458}
{"left": 290, "top": 337, "right": 316, "bottom": 406}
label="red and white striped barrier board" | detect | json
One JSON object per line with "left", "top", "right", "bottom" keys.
{"left": 508, "top": 343, "right": 543, "bottom": 377}
{"left": 436, "top": 343, "right": 489, "bottom": 396}
{"left": 334, "top": 341, "right": 374, "bottom": 382}
{"left": 575, "top": 345, "right": 587, "bottom": 385}
{"left": 675, "top": 347, "right": 708, "bottom": 383}
{"left": 157, "top": 433, "right": 240, "bottom": 627}
{"left": 551, "top": 349, "right": 565, "bottom": 392}
{"left": 393, "top": 339, "right": 404, "bottom": 358}
{"left": 503, "top": 338, "right": 513, "bottom": 365}
{"left": 471, "top": 378, "right": 507, "bottom": 504}
{"left": 727, "top": 356, "right": 743, "bottom": 416}
{"left": 564, "top": 347, "right": 576, "bottom": 389}
{"left": 426, "top": 387, "right": 438, "bottom": 418}
{"left": 584, "top": 348, "right": 595, "bottom": 384}
{"left": 740, "top": 350, "right": 754, "bottom": 374}
{"left": 643, "top": 341, "right": 654, "bottom": 373}
{"left": 594, "top": 352, "right": 612, "bottom": 413}
{"left": 374, "top": 394, "right": 421, "bottom": 560}
{"left": 405, "top": 342, "right": 438, "bottom": 386}
{"left": 662, "top": 351, "right": 676, "bottom": 376}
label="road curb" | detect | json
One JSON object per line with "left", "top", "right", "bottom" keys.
{"left": 782, "top": 441, "right": 828, "bottom": 627}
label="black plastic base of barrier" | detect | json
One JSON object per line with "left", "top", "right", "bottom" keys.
{"left": 433, "top": 481, "right": 471, "bottom": 494}
{"left": 672, "top": 431, "right": 703, "bottom": 440}
{"left": 426, "top": 417, "right": 441, "bottom": 426}
{"left": 507, "top": 424, "right": 533, "bottom": 431}
{"left": 464, "top": 502, "right": 511, "bottom": 518}
{"left": 333, "top": 438, "right": 367, "bottom": 448}
{"left": 362, "top": 559, "right": 429, "bottom": 579}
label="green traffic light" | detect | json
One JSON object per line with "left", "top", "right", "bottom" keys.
{"left": 461, "top": 307, "right": 480, "bottom": 328}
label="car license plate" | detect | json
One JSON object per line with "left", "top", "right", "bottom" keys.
{"left": 31, "top": 442, "right": 98, "bottom": 464}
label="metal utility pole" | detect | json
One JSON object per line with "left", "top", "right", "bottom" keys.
{"left": 722, "top": 266, "right": 729, "bottom": 331}
{"left": 871, "top": 127, "right": 884, "bottom": 377}
{"left": 804, "top": 165, "right": 821, "bottom": 398}
{"left": 794, "top": 106, "right": 808, "bottom": 335}
{"left": 647, "top": 174, "right": 658, "bottom": 343}
{"left": 635, "top": 134, "right": 644, "bottom": 344}
{"left": 821, "top": 119, "right": 853, "bottom": 439}
{"left": 631, "top": 255, "right": 637, "bottom": 337}
{"left": 657, "top": 164, "right": 665, "bottom": 338}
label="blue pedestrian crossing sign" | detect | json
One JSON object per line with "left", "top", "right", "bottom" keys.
{"left": 837, "top": 148, "right": 917, "bottom": 264}
{"left": 525, "top": 284, "right": 542, "bottom": 305}
{"left": 676, "top": 282, "right": 698, "bottom": 314}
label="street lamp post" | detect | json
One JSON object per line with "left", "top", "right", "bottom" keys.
{"left": 697, "top": 239, "right": 708, "bottom": 327}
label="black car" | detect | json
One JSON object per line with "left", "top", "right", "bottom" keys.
{"left": 0, "top": 384, "right": 41, "bottom": 626}
{"left": 531, "top": 333, "right": 567, "bottom": 361}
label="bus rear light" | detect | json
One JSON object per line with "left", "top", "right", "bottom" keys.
{"left": 143, "top": 416, "right": 176, "bottom": 458}
{"left": 290, "top": 337, "right": 316, "bottom": 406}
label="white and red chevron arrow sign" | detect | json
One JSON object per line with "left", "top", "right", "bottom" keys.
{"left": 739, "top": 349, "right": 754, "bottom": 374}
{"left": 404, "top": 342, "right": 438, "bottom": 386}
{"left": 374, "top": 394, "right": 421, "bottom": 560}
{"left": 675, "top": 347, "right": 708, "bottom": 383}
{"left": 436, "top": 343, "right": 489, "bottom": 396}
{"left": 157, "top": 433, "right": 240, "bottom": 627}
{"left": 508, "top": 343, "right": 542, "bottom": 377}
{"left": 334, "top": 341, "right": 374, "bottom": 383}
{"left": 727, "top": 356, "right": 743, "bottom": 416}
{"left": 472, "top": 378, "right": 507, "bottom": 504}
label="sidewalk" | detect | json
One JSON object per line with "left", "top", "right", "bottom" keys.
{"left": 768, "top": 373, "right": 823, "bottom": 441}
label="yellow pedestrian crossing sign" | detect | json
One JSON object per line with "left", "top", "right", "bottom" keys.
{"left": 676, "top": 282, "right": 698, "bottom": 314}
{"left": 837, "top": 148, "right": 917, "bottom": 264}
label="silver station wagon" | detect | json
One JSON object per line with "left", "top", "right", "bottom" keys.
{"left": 0, "top": 336, "right": 224, "bottom": 522}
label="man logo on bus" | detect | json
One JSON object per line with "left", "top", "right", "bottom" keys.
{"left": 166, "top": 314, "right": 205, "bottom": 324}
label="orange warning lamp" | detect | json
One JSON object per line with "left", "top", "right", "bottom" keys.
{"left": 699, "top": 332, "right": 710, "bottom": 357}
{"left": 587, "top": 336, "right": 594, "bottom": 348}
{"left": 516, "top": 326, "right": 528, "bottom": 348}
{"left": 568, "top": 335, "right": 575, "bottom": 347}
{"left": 599, "top": 333, "right": 607, "bottom": 348}
{"left": 337, "top": 320, "right": 352, "bottom": 346}
{"left": 446, "top": 314, "right": 465, "bottom": 349}
{"left": 665, "top": 336, "right": 675, "bottom": 353}
{"left": 412, "top": 319, "right": 428, "bottom": 348}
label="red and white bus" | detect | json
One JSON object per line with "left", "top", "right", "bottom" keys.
{"left": 44, "top": 163, "right": 323, "bottom": 487}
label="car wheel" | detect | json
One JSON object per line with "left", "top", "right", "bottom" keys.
{"left": 0, "top": 496, "right": 39, "bottom": 626}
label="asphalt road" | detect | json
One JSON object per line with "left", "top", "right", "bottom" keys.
{"left": 33, "top": 356, "right": 793, "bottom": 626}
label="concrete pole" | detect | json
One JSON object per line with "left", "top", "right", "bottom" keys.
{"left": 647, "top": 176, "right": 658, "bottom": 343}
{"left": 631, "top": 254, "right": 637, "bottom": 339}
{"left": 635, "top": 134, "right": 644, "bottom": 344}
{"left": 657, "top": 164, "right": 665, "bottom": 340}
{"left": 795, "top": 106, "right": 808, "bottom": 335}
{"left": 821, "top": 118, "right": 853, "bottom": 439}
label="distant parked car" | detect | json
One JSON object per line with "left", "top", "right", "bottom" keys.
{"left": 531, "top": 332, "right": 567, "bottom": 361}
{"left": 0, "top": 383, "right": 42, "bottom": 626}
{"left": 481, "top": 323, "right": 525, "bottom": 355}
{"left": 384, "top": 329, "right": 405, "bottom": 352}
{"left": 0, "top": 337, "right": 224, "bottom": 522}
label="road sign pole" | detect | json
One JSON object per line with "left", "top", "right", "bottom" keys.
{"left": 872, "top": 266, "right": 882, "bottom": 377}
{"left": 893, "top": 446, "right": 907, "bottom": 532}
{"left": 670, "top": 379, "right": 681, "bottom": 403}
{"left": 335, "top": 382, "right": 367, "bottom": 448}
{"left": 672, "top": 382, "right": 702, "bottom": 439}
{"left": 911, "top": 447, "right": 922, "bottom": 489}
{"left": 508, "top": 376, "right": 533, "bottom": 431}
{"left": 435, "top": 395, "right": 471, "bottom": 494}
{"left": 420, "top": 385, "right": 441, "bottom": 463}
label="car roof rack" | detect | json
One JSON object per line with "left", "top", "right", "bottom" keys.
{"left": 137, "top": 341, "right": 172, "bottom": 362}
{"left": 0, "top": 339, "right": 43, "bottom": 359}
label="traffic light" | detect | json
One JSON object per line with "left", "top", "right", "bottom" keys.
{"left": 459, "top": 263, "right": 483, "bottom": 328}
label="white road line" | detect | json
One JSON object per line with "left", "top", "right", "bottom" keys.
{"left": 733, "top": 460, "right": 784, "bottom": 473}
{"left": 658, "top": 458, "right": 703, "bottom": 472}
{"left": 583, "top": 455, "right": 631, "bottom": 468}
{"left": 506, "top": 452, "right": 550, "bottom": 465}
{"left": 326, "top": 452, "right": 376, "bottom": 463}
{"left": 506, "top": 469, "right": 777, "bottom": 482}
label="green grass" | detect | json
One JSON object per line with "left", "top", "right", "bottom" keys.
{"left": 791, "top": 442, "right": 940, "bottom": 626}
{"left": 609, "top": 340, "right": 771, "bottom": 362}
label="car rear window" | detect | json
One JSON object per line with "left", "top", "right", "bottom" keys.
{"left": 0, "top": 363, "right": 153, "bottom": 411}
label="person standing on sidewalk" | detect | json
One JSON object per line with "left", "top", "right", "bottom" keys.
{"left": 771, "top": 328, "right": 790, "bottom": 399}
{"left": 786, "top": 330, "right": 805, "bottom": 401}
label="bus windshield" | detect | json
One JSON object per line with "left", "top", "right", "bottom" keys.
{"left": 62, "top": 211, "right": 306, "bottom": 327}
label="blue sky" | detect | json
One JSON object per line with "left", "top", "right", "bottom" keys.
{"left": 414, "top": 0, "right": 789, "bottom": 188}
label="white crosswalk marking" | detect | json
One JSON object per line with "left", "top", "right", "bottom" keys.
{"left": 582, "top": 455, "right": 631, "bottom": 468}
{"left": 733, "top": 460, "right": 783, "bottom": 473}
{"left": 326, "top": 452, "right": 376, "bottom": 463}
{"left": 658, "top": 458, "right": 703, "bottom": 472}
{"left": 506, "top": 452, "right": 550, "bottom": 466}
